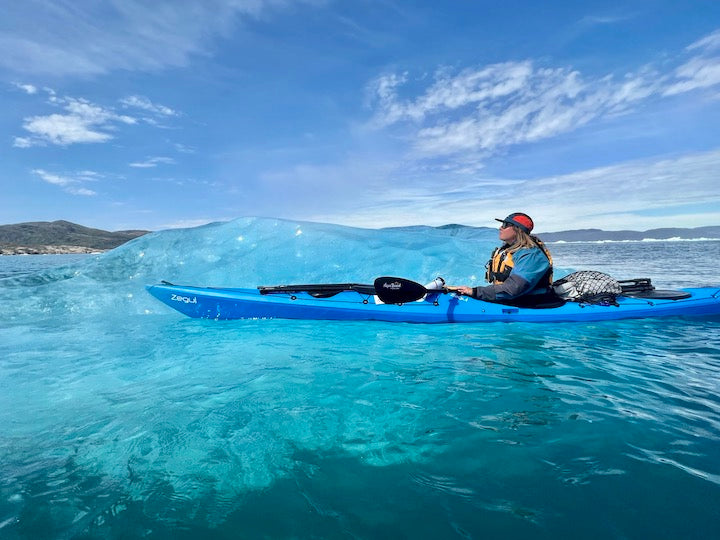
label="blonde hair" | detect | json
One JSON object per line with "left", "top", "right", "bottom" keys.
{"left": 507, "top": 227, "right": 539, "bottom": 251}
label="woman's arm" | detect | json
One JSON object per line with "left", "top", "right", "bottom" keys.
{"left": 449, "top": 274, "right": 530, "bottom": 300}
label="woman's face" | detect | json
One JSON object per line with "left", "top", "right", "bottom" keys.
{"left": 499, "top": 222, "right": 517, "bottom": 243}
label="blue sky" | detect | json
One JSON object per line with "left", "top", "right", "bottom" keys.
{"left": 2, "top": 0, "right": 720, "bottom": 232}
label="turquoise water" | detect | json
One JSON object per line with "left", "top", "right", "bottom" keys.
{"left": 1, "top": 218, "right": 719, "bottom": 539}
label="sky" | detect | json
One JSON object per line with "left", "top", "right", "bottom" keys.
{"left": 2, "top": 0, "right": 720, "bottom": 233}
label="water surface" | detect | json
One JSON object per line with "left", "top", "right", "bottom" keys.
{"left": 1, "top": 218, "right": 719, "bottom": 538}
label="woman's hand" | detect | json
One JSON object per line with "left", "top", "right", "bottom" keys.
{"left": 448, "top": 286, "right": 473, "bottom": 296}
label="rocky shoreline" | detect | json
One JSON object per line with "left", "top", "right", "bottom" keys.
{"left": 0, "top": 220, "right": 149, "bottom": 255}
{"left": 0, "top": 245, "right": 106, "bottom": 255}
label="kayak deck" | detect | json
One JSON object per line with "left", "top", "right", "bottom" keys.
{"left": 146, "top": 283, "right": 720, "bottom": 323}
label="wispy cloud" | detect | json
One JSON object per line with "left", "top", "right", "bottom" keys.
{"left": 32, "top": 168, "right": 99, "bottom": 196}
{"left": 367, "top": 29, "right": 720, "bottom": 170}
{"left": 12, "top": 82, "right": 37, "bottom": 94}
{"left": 577, "top": 13, "right": 635, "bottom": 27}
{"left": 15, "top": 96, "right": 136, "bottom": 147}
{"left": 173, "top": 143, "right": 196, "bottom": 154}
{"left": 368, "top": 62, "right": 661, "bottom": 169}
{"left": 687, "top": 29, "right": 720, "bottom": 52}
{"left": 129, "top": 156, "right": 176, "bottom": 168}
{"left": 12, "top": 137, "right": 33, "bottom": 148}
{"left": 0, "top": 1, "right": 317, "bottom": 77}
{"left": 664, "top": 30, "right": 720, "bottom": 96}
{"left": 120, "top": 95, "right": 178, "bottom": 117}
{"left": 13, "top": 88, "right": 180, "bottom": 147}
{"left": 311, "top": 149, "right": 720, "bottom": 231}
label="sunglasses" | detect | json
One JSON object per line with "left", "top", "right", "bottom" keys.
{"left": 500, "top": 222, "right": 514, "bottom": 229}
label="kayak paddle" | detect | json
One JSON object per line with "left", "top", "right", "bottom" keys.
{"left": 258, "top": 277, "right": 451, "bottom": 303}
{"left": 373, "top": 276, "right": 447, "bottom": 304}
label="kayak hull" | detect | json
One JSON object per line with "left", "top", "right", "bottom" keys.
{"left": 146, "top": 283, "right": 720, "bottom": 323}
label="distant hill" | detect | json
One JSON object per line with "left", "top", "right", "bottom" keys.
{"left": 0, "top": 220, "right": 149, "bottom": 255}
{"left": 409, "top": 223, "right": 720, "bottom": 241}
{"left": 537, "top": 226, "right": 720, "bottom": 242}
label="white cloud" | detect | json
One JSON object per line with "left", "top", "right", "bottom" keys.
{"left": 23, "top": 113, "right": 113, "bottom": 145}
{"left": 367, "top": 30, "right": 720, "bottom": 169}
{"left": 687, "top": 29, "right": 720, "bottom": 52}
{"left": 32, "top": 169, "right": 71, "bottom": 186}
{"left": 68, "top": 186, "right": 97, "bottom": 196}
{"left": 32, "top": 168, "right": 98, "bottom": 196}
{"left": 0, "top": 1, "right": 316, "bottom": 77}
{"left": 76, "top": 170, "right": 105, "bottom": 180}
{"left": 663, "top": 30, "right": 720, "bottom": 96}
{"left": 369, "top": 62, "right": 661, "bottom": 163}
{"left": 664, "top": 57, "right": 720, "bottom": 96}
{"left": 120, "top": 95, "right": 178, "bottom": 117}
{"left": 663, "top": 33, "right": 720, "bottom": 97}
{"left": 579, "top": 15, "right": 632, "bottom": 26}
{"left": 12, "top": 136, "right": 34, "bottom": 148}
{"left": 174, "top": 143, "right": 196, "bottom": 154}
{"left": 129, "top": 156, "right": 176, "bottom": 168}
{"left": 17, "top": 96, "right": 137, "bottom": 147}
{"left": 12, "top": 82, "right": 37, "bottom": 94}
{"left": 369, "top": 62, "right": 535, "bottom": 127}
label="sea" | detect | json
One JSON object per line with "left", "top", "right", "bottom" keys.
{"left": 1, "top": 217, "right": 719, "bottom": 539}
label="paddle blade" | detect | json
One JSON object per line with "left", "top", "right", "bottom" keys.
{"left": 374, "top": 277, "right": 427, "bottom": 304}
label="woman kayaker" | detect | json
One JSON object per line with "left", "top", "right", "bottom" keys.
{"left": 449, "top": 213, "right": 559, "bottom": 306}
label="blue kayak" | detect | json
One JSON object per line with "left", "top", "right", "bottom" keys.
{"left": 146, "top": 281, "right": 720, "bottom": 323}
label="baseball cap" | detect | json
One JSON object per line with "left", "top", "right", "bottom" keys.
{"left": 495, "top": 212, "right": 534, "bottom": 234}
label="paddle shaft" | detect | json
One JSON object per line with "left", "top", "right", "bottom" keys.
{"left": 260, "top": 277, "right": 456, "bottom": 304}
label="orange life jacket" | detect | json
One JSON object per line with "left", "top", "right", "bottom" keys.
{"left": 485, "top": 236, "right": 554, "bottom": 286}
